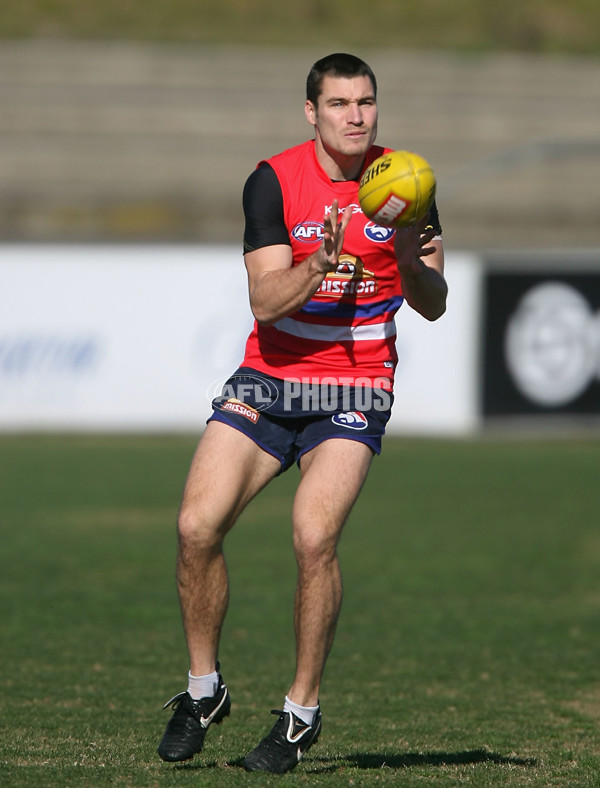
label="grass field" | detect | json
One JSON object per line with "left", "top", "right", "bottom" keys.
{"left": 1, "top": 433, "right": 599, "bottom": 787}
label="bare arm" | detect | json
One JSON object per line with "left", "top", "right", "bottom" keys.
{"left": 245, "top": 200, "right": 352, "bottom": 326}
{"left": 394, "top": 223, "right": 447, "bottom": 321}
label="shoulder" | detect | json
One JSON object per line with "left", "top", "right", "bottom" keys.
{"left": 243, "top": 164, "right": 289, "bottom": 252}
{"left": 266, "top": 140, "right": 315, "bottom": 167}
{"left": 244, "top": 140, "right": 314, "bottom": 194}
{"left": 263, "top": 141, "right": 316, "bottom": 182}
{"left": 244, "top": 161, "right": 280, "bottom": 196}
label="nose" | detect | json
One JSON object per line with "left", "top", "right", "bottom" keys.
{"left": 347, "top": 102, "right": 364, "bottom": 125}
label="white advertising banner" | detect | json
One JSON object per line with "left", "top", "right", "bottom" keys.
{"left": 0, "top": 246, "right": 480, "bottom": 434}
{"left": 389, "top": 252, "right": 481, "bottom": 435}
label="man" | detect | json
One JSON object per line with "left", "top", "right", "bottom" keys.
{"left": 157, "top": 52, "right": 447, "bottom": 774}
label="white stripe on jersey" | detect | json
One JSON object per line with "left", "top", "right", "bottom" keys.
{"left": 273, "top": 317, "right": 397, "bottom": 343}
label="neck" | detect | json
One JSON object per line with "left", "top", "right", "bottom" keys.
{"left": 314, "top": 138, "right": 366, "bottom": 181}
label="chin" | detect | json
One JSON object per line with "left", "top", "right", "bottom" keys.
{"left": 341, "top": 140, "right": 372, "bottom": 158}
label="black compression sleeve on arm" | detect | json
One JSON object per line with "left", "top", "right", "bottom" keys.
{"left": 243, "top": 163, "right": 291, "bottom": 253}
{"left": 426, "top": 199, "right": 443, "bottom": 236}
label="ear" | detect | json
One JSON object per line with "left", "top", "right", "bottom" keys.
{"left": 305, "top": 99, "right": 316, "bottom": 127}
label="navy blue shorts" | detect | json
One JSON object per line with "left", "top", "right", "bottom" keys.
{"left": 208, "top": 367, "right": 393, "bottom": 472}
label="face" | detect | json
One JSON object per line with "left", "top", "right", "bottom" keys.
{"left": 305, "top": 74, "right": 378, "bottom": 166}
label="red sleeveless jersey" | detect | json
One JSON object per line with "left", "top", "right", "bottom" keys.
{"left": 241, "top": 140, "right": 404, "bottom": 390}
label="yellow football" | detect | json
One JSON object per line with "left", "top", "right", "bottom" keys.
{"left": 358, "top": 150, "right": 436, "bottom": 228}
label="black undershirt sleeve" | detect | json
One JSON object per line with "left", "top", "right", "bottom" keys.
{"left": 426, "top": 200, "right": 443, "bottom": 236}
{"left": 243, "top": 163, "right": 290, "bottom": 253}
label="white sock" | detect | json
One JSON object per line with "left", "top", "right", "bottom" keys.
{"left": 187, "top": 670, "right": 218, "bottom": 700}
{"left": 283, "top": 695, "right": 319, "bottom": 726}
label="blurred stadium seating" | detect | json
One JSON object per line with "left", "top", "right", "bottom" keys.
{"left": 1, "top": 41, "right": 599, "bottom": 250}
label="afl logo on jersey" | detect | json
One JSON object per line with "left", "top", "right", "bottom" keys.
{"left": 292, "top": 221, "right": 324, "bottom": 243}
{"left": 332, "top": 411, "right": 369, "bottom": 430}
{"left": 364, "top": 222, "right": 396, "bottom": 243}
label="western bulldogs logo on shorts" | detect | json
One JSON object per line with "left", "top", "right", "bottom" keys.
{"left": 331, "top": 411, "right": 368, "bottom": 430}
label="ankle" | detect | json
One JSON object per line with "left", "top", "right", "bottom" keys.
{"left": 283, "top": 695, "right": 319, "bottom": 726}
{"left": 187, "top": 669, "right": 218, "bottom": 700}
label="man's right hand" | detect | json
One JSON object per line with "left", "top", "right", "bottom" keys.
{"left": 316, "top": 199, "right": 353, "bottom": 274}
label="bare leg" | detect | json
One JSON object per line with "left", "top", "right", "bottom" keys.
{"left": 176, "top": 420, "right": 281, "bottom": 676}
{"left": 287, "top": 439, "right": 373, "bottom": 707}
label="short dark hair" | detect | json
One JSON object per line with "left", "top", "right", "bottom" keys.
{"left": 306, "top": 53, "right": 377, "bottom": 105}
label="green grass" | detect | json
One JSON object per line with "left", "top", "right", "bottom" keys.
{"left": 0, "top": 0, "right": 599, "bottom": 54}
{"left": 1, "top": 434, "right": 600, "bottom": 786}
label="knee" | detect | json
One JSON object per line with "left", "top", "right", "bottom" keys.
{"left": 293, "top": 527, "right": 338, "bottom": 573}
{"left": 177, "top": 502, "right": 223, "bottom": 553}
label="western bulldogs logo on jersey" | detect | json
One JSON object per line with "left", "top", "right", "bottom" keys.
{"left": 331, "top": 411, "right": 369, "bottom": 430}
{"left": 364, "top": 222, "right": 396, "bottom": 243}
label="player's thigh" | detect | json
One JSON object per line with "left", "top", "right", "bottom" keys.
{"left": 293, "top": 438, "right": 373, "bottom": 552}
{"left": 179, "top": 420, "right": 281, "bottom": 539}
